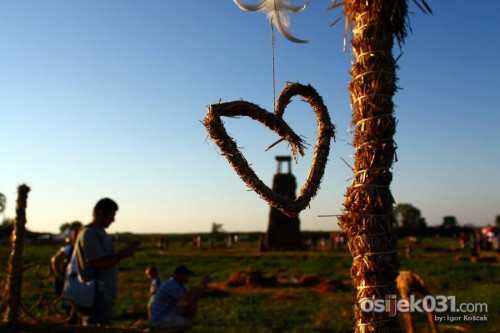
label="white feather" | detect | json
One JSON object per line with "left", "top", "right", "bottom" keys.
{"left": 233, "top": 0, "right": 310, "bottom": 43}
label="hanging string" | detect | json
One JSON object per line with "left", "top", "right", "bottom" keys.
{"left": 271, "top": 21, "right": 276, "bottom": 111}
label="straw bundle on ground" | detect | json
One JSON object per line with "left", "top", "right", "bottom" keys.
{"left": 204, "top": 82, "right": 335, "bottom": 217}
{"left": 225, "top": 268, "right": 277, "bottom": 288}
{"left": 316, "top": 278, "right": 349, "bottom": 293}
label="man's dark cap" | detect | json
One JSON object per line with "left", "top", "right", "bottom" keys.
{"left": 174, "top": 265, "right": 194, "bottom": 275}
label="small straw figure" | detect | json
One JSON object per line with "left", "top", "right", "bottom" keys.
{"left": 397, "top": 270, "right": 438, "bottom": 333}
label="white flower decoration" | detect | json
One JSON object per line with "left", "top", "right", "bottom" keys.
{"left": 233, "top": 0, "right": 310, "bottom": 43}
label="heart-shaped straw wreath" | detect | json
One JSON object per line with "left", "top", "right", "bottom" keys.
{"left": 204, "top": 82, "right": 335, "bottom": 217}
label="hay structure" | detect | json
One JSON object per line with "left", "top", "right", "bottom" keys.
{"left": 397, "top": 271, "right": 438, "bottom": 333}
{"left": 204, "top": 82, "right": 335, "bottom": 217}
{"left": 267, "top": 159, "right": 302, "bottom": 250}
{"left": 335, "top": 1, "right": 430, "bottom": 331}
{"left": 2, "top": 184, "right": 30, "bottom": 326}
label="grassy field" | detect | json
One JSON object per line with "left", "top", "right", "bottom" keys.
{"left": 1, "top": 235, "right": 498, "bottom": 332}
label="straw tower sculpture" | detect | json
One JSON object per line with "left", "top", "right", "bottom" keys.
{"left": 267, "top": 156, "right": 302, "bottom": 250}
{"left": 2, "top": 184, "right": 30, "bottom": 325}
{"left": 336, "top": 0, "right": 430, "bottom": 332}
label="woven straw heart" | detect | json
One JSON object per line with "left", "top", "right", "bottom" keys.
{"left": 204, "top": 82, "right": 335, "bottom": 217}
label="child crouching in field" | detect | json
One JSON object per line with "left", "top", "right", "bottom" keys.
{"left": 145, "top": 266, "right": 162, "bottom": 319}
{"left": 149, "top": 265, "right": 209, "bottom": 332}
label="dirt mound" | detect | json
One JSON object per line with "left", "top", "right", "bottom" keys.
{"left": 297, "top": 274, "right": 321, "bottom": 286}
{"left": 226, "top": 268, "right": 277, "bottom": 287}
{"left": 226, "top": 269, "right": 348, "bottom": 290}
{"left": 315, "top": 279, "right": 348, "bottom": 293}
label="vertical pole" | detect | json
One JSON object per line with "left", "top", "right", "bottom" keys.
{"left": 2, "top": 184, "right": 30, "bottom": 326}
{"left": 339, "top": 1, "right": 409, "bottom": 331}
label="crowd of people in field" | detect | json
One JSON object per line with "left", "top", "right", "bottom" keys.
{"left": 50, "top": 198, "right": 208, "bottom": 332}
{"left": 48, "top": 198, "right": 350, "bottom": 332}
{"left": 47, "top": 197, "right": 498, "bottom": 332}
{"left": 459, "top": 226, "right": 500, "bottom": 255}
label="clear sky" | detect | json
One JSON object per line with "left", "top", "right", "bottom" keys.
{"left": 1, "top": 1, "right": 499, "bottom": 234}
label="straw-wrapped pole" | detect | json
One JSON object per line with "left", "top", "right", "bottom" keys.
{"left": 338, "top": 1, "right": 410, "bottom": 332}
{"left": 2, "top": 184, "right": 30, "bottom": 325}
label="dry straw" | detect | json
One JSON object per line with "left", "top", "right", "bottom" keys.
{"left": 332, "top": 0, "right": 431, "bottom": 331}
{"left": 204, "top": 82, "right": 335, "bottom": 217}
{"left": 397, "top": 270, "right": 438, "bottom": 333}
{"left": 2, "top": 184, "right": 30, "bottom": 325}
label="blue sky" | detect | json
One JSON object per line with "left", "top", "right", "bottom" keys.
{"left": 1, "top": 1, "right": 499, "bottom": 234}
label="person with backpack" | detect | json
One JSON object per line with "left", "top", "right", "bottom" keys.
{"left": 51, "top": 225, "right": 81, "bottom": 297}
{"left": 74, "top": 198, "right": 141, "bottom": 326}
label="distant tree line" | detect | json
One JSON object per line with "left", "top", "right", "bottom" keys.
{"left": 58, "top": 221, "right": 83, "bottom": 233}
{"left": 393, "top": 203, "right": 499, "bottom": 237}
